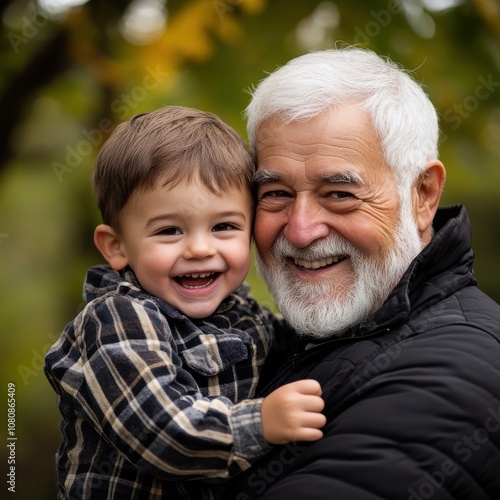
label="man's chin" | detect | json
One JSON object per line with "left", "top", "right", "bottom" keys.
{"left": 276, "top": 296, "right": 368, "bottom": 338}
{"left": 258, "top": 263, "right": 388, "bottom": 339}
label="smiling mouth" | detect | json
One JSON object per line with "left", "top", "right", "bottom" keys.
{"left": 174, "top": 272, "right": 220, "bottom": 289}
{"left": 292, "top": 255, "right": 347, "bottom": 270}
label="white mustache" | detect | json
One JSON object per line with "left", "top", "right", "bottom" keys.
{"left": 271, "top": 235, "right": 359, "bottom": 262}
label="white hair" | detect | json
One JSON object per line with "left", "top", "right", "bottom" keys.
{"left": 245, "top": 47, "right": 439, "bottom": 195}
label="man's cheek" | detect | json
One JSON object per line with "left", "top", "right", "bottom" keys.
{"left": 253, "top": 221, "right": 270, "bottom": 253}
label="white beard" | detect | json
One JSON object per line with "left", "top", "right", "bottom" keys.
{"left": 256, "top": 204, "right": 424, "bottom": 339}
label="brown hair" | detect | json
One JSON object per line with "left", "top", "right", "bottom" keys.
{"left": 92, "top": 105, "right": 254, "bottom": 230}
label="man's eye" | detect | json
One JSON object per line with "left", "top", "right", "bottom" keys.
{"left": 259, "top": 190, "right": 292, "bottom": 200}
{"left": 156, "top": 227, "right": 181, "bottom": 236}
{"left": 323, "top": 191, "right": 361, "bottom": 213}
{"left": 213, "top": 223, "right": 237, "bottom": 232}
{"left": 329, "top": 191, "right": 354, "bottom": 199}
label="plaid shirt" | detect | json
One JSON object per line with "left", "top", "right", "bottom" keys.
{"left": 44, "top": 265, "right": 288, "bottom": 499}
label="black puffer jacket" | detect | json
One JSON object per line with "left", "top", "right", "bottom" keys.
{"left": 227, "top": 205, "right": 500, "bottom": 500}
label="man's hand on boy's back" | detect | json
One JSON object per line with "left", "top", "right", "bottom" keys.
{"left": 261, "top": 379, "right": 326, "bottom": 444}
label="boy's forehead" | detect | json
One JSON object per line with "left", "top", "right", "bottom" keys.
{"left": 122, "top": 178, "right": 252, "bottom": 224}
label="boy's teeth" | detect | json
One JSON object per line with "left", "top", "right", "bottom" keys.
{"left": 293, "top": 256, "right": 340, "bottom": 269}
{"left": 180, "top": 272, "right": 213, "bottom": 278}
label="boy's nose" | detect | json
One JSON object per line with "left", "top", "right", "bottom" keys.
{"left": 183, "top": 234, "right": 217, "bottom": 260}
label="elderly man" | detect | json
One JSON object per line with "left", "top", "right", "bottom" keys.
{"left": 227, "top": 48, "right": 500, "bottom": 499}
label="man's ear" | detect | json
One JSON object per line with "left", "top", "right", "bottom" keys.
{"left": 413, "top": 160, "right": 446, "bottom": 236}
{"left": 94, "top": 224, "right": 129, "bottom": 271}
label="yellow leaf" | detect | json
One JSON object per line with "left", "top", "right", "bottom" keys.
{"left": 216, "top": 16, "right": 243, "bottom": 42}
{"left": 240, "top": 0, "right": 268, "bottom": 15}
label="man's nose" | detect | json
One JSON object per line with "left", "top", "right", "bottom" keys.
{"left": 283, "top": 196, "right": 330, "bottom": 248}
{"left": 183, "top": 233, "right": 217, "bottom": 260}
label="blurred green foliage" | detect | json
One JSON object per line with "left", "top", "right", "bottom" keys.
{"left": 1, "top": 0, "right": 499, "bottom": 497}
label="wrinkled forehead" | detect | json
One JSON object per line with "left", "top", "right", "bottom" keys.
{"left": 255, "top": 105, "right": 383, "bottom": 165}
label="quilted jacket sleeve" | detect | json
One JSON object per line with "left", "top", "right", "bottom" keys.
{"left": 230, "top": 324, "right": 500, "bottom": 500}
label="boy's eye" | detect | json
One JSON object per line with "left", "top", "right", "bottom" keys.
{"left": 156, "top": 227, "right": 181, "bottom": 236}
{"left": 213, "top": 223, "right": 237, "bottom": 232}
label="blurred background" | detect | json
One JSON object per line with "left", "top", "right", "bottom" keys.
{"left": 1, "top": 0, "right": 499, "bottom": 497}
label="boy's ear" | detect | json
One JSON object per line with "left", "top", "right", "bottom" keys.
{"left": 94, "top": 224, "right": 129, "bottom": 270}
{"left": 413, "top": 160, "right": 446, "bottom": 238}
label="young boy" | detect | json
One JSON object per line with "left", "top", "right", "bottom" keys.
{"left": 44, "top": 106, "right": 326, "bottom": 499}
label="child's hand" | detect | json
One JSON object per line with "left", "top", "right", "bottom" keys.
{"left": 261, "top": 379, "right": 326, "bottom": 444}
